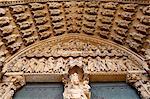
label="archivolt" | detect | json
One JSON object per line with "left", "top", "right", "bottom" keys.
{"left": 0, "top": 34, "right": 149, "bottom": 99}
{"left": 3, "top": 34, "right": 148, "bottom": 72}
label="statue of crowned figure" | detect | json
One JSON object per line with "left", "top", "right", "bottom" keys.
{"left": 63, "top": 72, "right": 91, "bottom": 99}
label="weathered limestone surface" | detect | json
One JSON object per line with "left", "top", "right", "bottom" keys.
{"left": 0, "top": 0, "right": 149, "bottom": 69}
{"left": 63, "top": 72, "right": 90, "bottom": 99}
{"left": 0, "top": 0, "right": 149, "bottom": 99}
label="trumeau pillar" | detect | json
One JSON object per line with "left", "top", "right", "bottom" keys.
{"left": 62, "top": 67, "right": 90, "bottom": 99}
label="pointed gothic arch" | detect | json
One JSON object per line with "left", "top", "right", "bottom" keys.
{"left": 0, "top": 34, "right": 149, "bottom": 99}
{"left": 0, "top": 0, "right": 149, "bottom": 98}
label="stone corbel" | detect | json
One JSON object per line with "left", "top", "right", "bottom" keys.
{"left": 0, "top": 72, "right": 26, "bottom": 99}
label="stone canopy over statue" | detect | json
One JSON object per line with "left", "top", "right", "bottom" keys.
{"left": 63, "top": 67, "right": 91, "bottom": 99}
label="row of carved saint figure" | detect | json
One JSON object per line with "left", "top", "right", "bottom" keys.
{"left": 6, "top": 56, "right": 140, "bottom": 73}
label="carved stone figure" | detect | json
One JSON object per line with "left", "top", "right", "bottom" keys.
{"left": 0, "top": 8, "right": 6, "bottom": 16}
{"left": 3, "top": 34, "right": 19, "bottom": 44}
{"left": 14, "top": 14, "right": 29, "bottom": 22}
{"left": 21, "top": 57, "right": 29, "bottom": 72}
{"left": 51, "top": 16, "right": 63, "bottom": 23}
{"left": 23, "top": 36, "right": 38, "bottom": 45}
{"left": 114, "top": 27, "right": 128, "bottom": 36}
{"left": 85, "top": 8, "right": 98, "bottom": 15}
{"left": 116, "top": 20, "right": 131, "bottom": 29}
{"left": 0, "top": 17, "right": 10, "bottom": 27}
{"left": 36, "top": 58, "right": 46, "bottom": 73}
{"left": 21, "top": 29, "right": 34, "bottom": 37}
{"left": 48, "top": 2, "right": 61, "bottom": 9}
{"left": 29, "top": 3, "right": 44, "bottom": 10}
{"left": 119, "top": 12, "right": 134, "bottom": 21}
{"left": 134, "top": 24, "right": 149, "bottom": 34}
{"left": 28, "top": 58, "right": 38, "bottom": 73}
{"left": 129, "top": 32, "right": 145, "bottom": 42}
{"left": 100, "top": 17, "right": 114, "bottom": 24}
{"left": 63, "top": 73, "right": 90, "bottom": 99}
{"left": 82, "top": 80, "right": 91, "bottom": 98}
{"left": 133, "top": 79, "right": 150, "bottom": 99}
{"left": 101, "top": 10, "right": 116, "bottom": 17}
{"left": 32, "top": 10, "right": 46, "bottom": 18}
{"left": 10, "top": 5, "right": 27, "bottom": 14}
{"left": 50, "top": 9, "right": 62, "bottom": 16}
{"left": 67, "top": 57, "right": 76, "bottom": 68}
{"left": 106, "top": 59, "right": 117, "bottom": 71}
{"left": 0, "top": 25, "right": 15, "bottom": 36}
{"left": 83, "top": 27, "right": 95, "bottom": 35}
{"left": 76, "top": 57, "right": 84, "bottom": 68}
{"left": 126, "top": 39, "right": 141, "bottom": 51}
{"left": 37, "top": 25, "right": 50, "bottom": 32}
{"left": 52, "top": 22, "right": 64, "bottom": 29}
{"left": 143, "top": 6, "right": 150, "bottom": 15}
{"left": 84, "top": 15, "right": 96, "bottom": 22}
{"left": 99, "top": 24, "right": 112, "bottom": 31}
{"left": 46, "top": 57, "right": 55, "bottom": 73}
{"left": 55, "top": 57, "right": 66, "bottom": 73}
{"left": 103, "top": 2, "right": 118, "bottom": 10}
{"left": 0, "top": 75, "right": 25, "bottom": 99}
{"left": 83, "top": 21, "right": 95, "bottom": 29}
{"left": 17, "top": 21, "right": 32, "bottom": 30}
{"left": 0, "top": 84, "right": 6, "bottom": 97}
{"left": 121, "top": 4, "right": 137, "bottom": 12}
{"left": 8, "top": 42, "right": 22, "bottom": 53}
{"left": 139, "top": 16, "right": 150, "bottom": 25}
{"left": 35, "top": 17, "right": 48, "bottom": 25}
{"left": 39, "top": 31, "right": 51, "bottom": 39}
{"left": 3, "top": 89, "right": 14, "bottom": 99}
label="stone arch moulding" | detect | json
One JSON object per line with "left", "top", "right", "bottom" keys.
{"left": 0, "top": 34, "right": 149, "bottom": 99}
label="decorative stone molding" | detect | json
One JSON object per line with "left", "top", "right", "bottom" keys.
{"left": 134, "top": 80, "right": 150, "bottom": 99}
{"left": 0, "top": 0, "right": 150, "bottom": 6}
{"left": 0, "top": 73, "right": 25, "bottom": 99}
{"left": 127, "top": 71, "right": 150, "bottom": 99}
{"left": 134, "top": 75, "right": 150, "bottom": 99}
{"left": 0, "top": 34, "right": 147, "bottom": 98}
{"left": 0, "top": 0, "right": 149, "bottom": 98}
{"left": 2, "top": 35, "right": 148, "bottom": 74}
{"left": 126, "top": 71, "right": 143, "bottom": 83}
{"left": 2, "top": 56, "right": 143, "bottom": 74}
{"left": 0, "top": 0, "right": 149, "bottom": 71}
